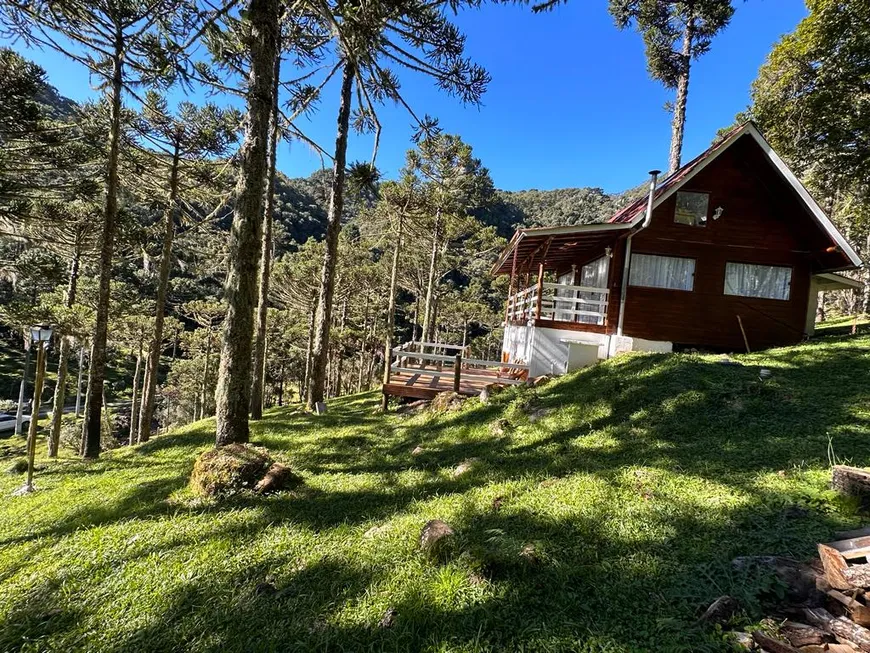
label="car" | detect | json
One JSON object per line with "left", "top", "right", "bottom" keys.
{"left": 0, "top": 412, "right": 30, "bottom": 437}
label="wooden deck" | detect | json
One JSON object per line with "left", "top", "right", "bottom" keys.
{"left": 383, "top": 366, "right": 518, "bottom": 400}
{"left": 382, "top": 342, "right": 529, "bottom": 401}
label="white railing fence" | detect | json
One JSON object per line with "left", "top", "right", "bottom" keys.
{"left": 507, "top": 282, "right": 609, "bottom": 325}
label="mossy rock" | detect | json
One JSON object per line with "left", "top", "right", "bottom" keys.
{"left": 190, "top": 443, "right": 273, "bottom": 497}
{"left": 5, "top": 458, "right": 28, "bottom": 475}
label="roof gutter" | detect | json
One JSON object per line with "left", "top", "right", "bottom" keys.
{"left": 616, "top": 169, "right": 660, "bottom": 337}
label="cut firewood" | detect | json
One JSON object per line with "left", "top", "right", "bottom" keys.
{"left": 752, "top": 631, "right": 800, "bottom": 653}
{"left": 828, "top": 588, "right": 870, "bottom": 626}
{"left": 820, "top": 543, "right": 855, "bottom": 591}
{"left": 803, "top": 607, "right": 870, "bottom": 652}
{"left": 779, "top": 620, "right": 829, "bottom": 647}
{"left": 844, "top": 564, "right": 870, "bottom": 589}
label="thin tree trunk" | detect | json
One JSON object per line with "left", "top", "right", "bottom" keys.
{"left": 129, "top": 337, "right": 143, "bottom": 446}
{"left": 668, "top": 14, "right": 694, "bottom": 174}
{"left": 421, "top": 210, "right": 441, "bottom": 345}
{"left": 251, "top": 47, "right": 281, "bottom": 420}
{"left": 49, "top": 249, "right": 80, "bottom": 457}
{"left": 214, "top": 0, "right": 280, "bottom": 446}
{"left": 15, "top": 338, "right": 31, "bottom": 438}
{"left": 307, "top": 61, "right": 355, "bottom": 410}
{"left": 138, "top": 145, "right": 181, "bottom": 444}
{"left": 302, "top": 298, "right": 316, "bottom": 402}
{"left": 74, "top": 346, "right": 84, "bottom": 418}
{"left": 82, "top": 26, "right": 123, "bottom": 460}
{"left": 200, "top": 330, "right": 213, "bottom": 420}
{"left": 382, "top": 209, "right": 404, "bottom": 396}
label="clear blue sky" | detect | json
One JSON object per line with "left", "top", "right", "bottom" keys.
{"left": 5, "top": 0, "right": 807, "bottom": 193}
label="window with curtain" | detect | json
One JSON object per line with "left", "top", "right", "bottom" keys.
{"left": 724, "top": 262, "right": 792, "bottom": 300}
{"left": 577, "top": 256, "right": 609, "bottom": 324}
{"left": 674, "top": 191, "right": 709, "bottom": 226}
{"left": 629, "top": 254, "right": 695, "bottom": 291}
{"left": 554, "top": 270, "right": 575, "bottom": 321}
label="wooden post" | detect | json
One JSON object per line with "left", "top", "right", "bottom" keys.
{"left": 453, "top": 352, "right": 462, "bottom": 392}
{"left": 505, "top": 242, "right": 519, "bottom": 323}
{"left": 535, "top": 263, "right": 545, "bottom": 320}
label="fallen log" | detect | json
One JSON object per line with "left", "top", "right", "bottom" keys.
{"left": 751, "top": 631, "right": 800, "bottom": 653}
{"left": 779, "top": 620, "right": 829, "bottom": 647}
{"left": 804, "top": 606, "right": 870, "bottom": 652}
{"left": 832, "top": 466, "right": 870, "bottom": 509}
{"left": 819, "top": 543, "right": 854, "bottom": 591}
{"left": 844, "top": 563, "right": 870, "bottom": 588}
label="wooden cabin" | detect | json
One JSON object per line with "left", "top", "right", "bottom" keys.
{"left": 492, "top": 123, "right": 863, "bottom": 377}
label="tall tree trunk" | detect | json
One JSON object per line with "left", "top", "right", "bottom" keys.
{"left": 74, "top": 345, "right": 84, "bottom": 418}
{"left": 138, "top": 145, "right": 181, "bottom": 443}
{"left": 15, "top": 344, "right": 31, "bottom": 437}
{"left": 251, "top": 47, "right": 281, "bottom": 420}
{"left": 48, "top": 250, "right": 81, "bottom": 457}
{"left": 129, "top": 337, "right": 143, "bottom": 446}
{"left": 421, "top": 210, "right": 441, "bottom": 345}
{"left": 307, "top": 61, "right": 355, "bottom": 410}
{"left": 302, "top": 297, "right": 316, "bottom": 402}
{"left": 668, "top": 14, "right": 694, "bottom": 174}
{"left": 214, "top": 0, "right": 280, "bottom": 446}
{"left": 82, "top": 28, "right": 123, "bottom": 460}
{"left": 382, "top": 210, "right": 404, "bottom": 392}
{"left": 200, "top": 329, "right": 213, "bottom": 420}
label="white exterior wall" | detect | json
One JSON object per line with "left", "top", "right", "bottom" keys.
{"left": 502, "top": 323, "right": 672, "bottom": 378}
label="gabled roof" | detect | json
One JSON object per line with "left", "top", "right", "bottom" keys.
{"left": 606, "top": 122, "right": 862, "bottom": 268}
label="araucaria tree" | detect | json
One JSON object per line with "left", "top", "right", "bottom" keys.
{"left": 305, "top": 0, "right": 491, "bottom": 411}
{"left": 1, "top": 0, "right": 194, "bottom": 458}
{"left": 213, "top": 0, "right": 281, "bottom": 446}
{"left": 609, "top": 0, "right": 734, "bottom": 173}
{"left": 135, "top": 94, "right": 239, "bottom": 443}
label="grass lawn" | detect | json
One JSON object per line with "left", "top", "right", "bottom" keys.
{"left": 2, "top": 332, "right": 870, "bottom": 652}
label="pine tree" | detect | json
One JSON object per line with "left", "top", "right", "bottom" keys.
{"left": 608, "top": 0, "right": 734, "bottom": 173}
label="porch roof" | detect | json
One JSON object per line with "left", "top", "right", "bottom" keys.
{"left": 491, "top": 222, "right": 631, "bottom": 276}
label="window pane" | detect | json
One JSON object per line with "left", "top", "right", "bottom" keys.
{"left": 724, "top": 263, "right": 791, "bottom": 300}
{"left": 629, "top": 254, "right": 695, "bottom": 291}
{"left": 675, "top": 191, "right": 709, "bottom": 226}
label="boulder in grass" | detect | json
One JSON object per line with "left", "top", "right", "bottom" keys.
{"left": 419, "top": 519, "right": 455, "bottom": 559}
{"left": 6, "top": 458, "right": 28, "bottom": 475}
{"left": 254, "top": 463, "right": 303, "bottom": 495}
{"left": 190, "top": 443, "right": 273, "bottom": 497}
{"left": 430, "top": 392, "right": 464, "bottom": 413}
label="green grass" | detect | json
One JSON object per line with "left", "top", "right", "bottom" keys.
{"left": 2, "top": 333, "right": 870, "bottom": 652}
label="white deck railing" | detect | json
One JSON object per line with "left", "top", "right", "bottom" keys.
{"left": 507, "top": 282, "right": 609, "bottom": 325}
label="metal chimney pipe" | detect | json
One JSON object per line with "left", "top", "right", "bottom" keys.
{"left": 616, "top": 169, "right": 661, "bottom": 338}
{"left": 641, "top": 169, "right": 661, "bottom": 228}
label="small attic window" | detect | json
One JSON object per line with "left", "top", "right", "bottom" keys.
{"left": 674, "top": 191, "right": 709, "bottom": 227}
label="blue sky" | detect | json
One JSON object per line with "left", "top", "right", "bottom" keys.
{"left": 5, "top": 0, "right": 807, "bottom": 193}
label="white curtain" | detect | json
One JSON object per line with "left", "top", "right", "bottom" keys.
{"left": 629, "top": 254, "right": 695, "bottom": 291}
{"left": 578, "top": 257, "right": 608, "bottom": 324}
{"left": 554, "top": 271, "right": 575, "bottom": 321}
{"left": 724, "top": 262, "right": 791, "bottom": 300}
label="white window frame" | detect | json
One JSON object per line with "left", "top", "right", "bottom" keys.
{"left": 629, "top": 253, "right": 695, "bottom": 291}
{"left": 724, "top": 262, "right": 792, "bottom": 301}
{"left": 674, "top": 191, "right": 710, "bottom": 227}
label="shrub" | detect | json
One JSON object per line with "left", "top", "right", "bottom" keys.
{"left": 190, "top": 443, "right": 274, "bottom": 497}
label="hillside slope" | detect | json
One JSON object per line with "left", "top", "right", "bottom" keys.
{"left": 2, "top": 330, "right": 870, "bottom": 652}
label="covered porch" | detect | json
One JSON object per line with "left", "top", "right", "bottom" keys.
{"left": 491, "top": 222, "right": 634, "bottom": 377}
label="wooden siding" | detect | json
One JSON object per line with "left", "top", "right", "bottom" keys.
{"left": 608, "top": 135, "right": 834, "bottom": 351}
